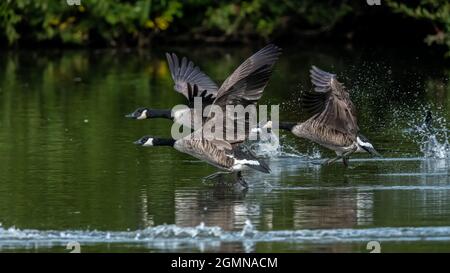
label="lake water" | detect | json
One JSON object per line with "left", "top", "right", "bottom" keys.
{"left": 0, "top": 44, "right": 449, "bottom": 252}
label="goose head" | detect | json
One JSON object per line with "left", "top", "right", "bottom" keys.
{"left": 357, "top": 135, "right": 381, "bottom": 157}
{"left": 126, "top": 108, "right": 150, "bottom": 120}
{"left": 134, "top": 136, "right": 176, "bottom": 147}
{"left": 134, "top": 136, "right": 154, "bottom": 146}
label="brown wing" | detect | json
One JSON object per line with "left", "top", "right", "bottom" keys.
{"left": 177, "top": 134, "right": 270, "bottom": 173}
{"left": 176, "top": 137, "right": 234, "bottom": 170}
{"left": 213, "top": 44, "right": 282, "bottom": 105}
{"left": 166, "top": 53, "right": 219, "bottom": 101}
{"left": 302, "top": 66, "right": 359, "bottom": 136}
{"left": 205, "top": 44, "right": 282, "bottom": 144}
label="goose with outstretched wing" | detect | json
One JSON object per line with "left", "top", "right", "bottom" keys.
{"left": 133, "top": 44, "right": 282, "bottom": 187}
{"left": 265, "top": 66, "right": 380, "bottom": 166}
{"left": 127, "top": 45, "right": 281, "bottom": 135}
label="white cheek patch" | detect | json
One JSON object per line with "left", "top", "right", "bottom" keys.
{"left": 137, "top": 110, "right": 147, "bottom": 120}
{"left": 143, "top": 138, "right": 153, "bottom": 146}
{"left": 357, "top": 136, "right": 374, "bottom": 149}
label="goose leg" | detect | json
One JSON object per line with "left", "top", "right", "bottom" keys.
{"left": 236, "top": 171, "right": 248, "bottom": 189}
{"left": 343, "top": 147, "right": 357, "bottom": 157}
{"left": 202, "top": 171, "right": 229, "bottom": 184}
{"left": 322, "top": 156, "right": 342, "bottom": 166}
{"left": 342, "top": 157, "right": 349, "bottom": 167}
{"left": 341, "top": 146, "right": 358, "bottom": 167}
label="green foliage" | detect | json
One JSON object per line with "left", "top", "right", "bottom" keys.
{"left": 0, "top": 0, "right": 450, "bottom": 57}
{"left": 0, "top": 0, "right": 183, "bottom": 45}
{"left": 387, "top": 0, "right": 450, "bottom": 57}
{"left": 203, "top": 0, "right": 353, "bottom": 40}
{"left": 0, "top": 0, "right": 357, "bottom": 45}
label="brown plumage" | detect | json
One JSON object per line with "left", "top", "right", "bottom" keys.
{"left": 163, "top": 45, "right": 281, "bottom": 132}
{"left": 301, "top": 66, "right": 359, "bottom": 138}
{"left": 268, "top": 66, "right": 380, "bottom": 166}
{"left": 204, "top": 44, "right": 282, "bottom": 144}
{"left": 134, "top": 135, "right": 270, "bottom": 188}
{"left": 174, "top": 138, "right": 235, "bottom": 170}
{"left": 292, "top": 120, "right": 355, "bottom": 152}
{"left": 134, "top": 45, "right": 280, "bottom": 186}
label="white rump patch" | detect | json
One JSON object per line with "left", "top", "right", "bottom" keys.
{"left": 232, "top": 159, "right": 260, "bottom": 171}
{"left": 235, "top": 159, "right": 260, "bottom": 166}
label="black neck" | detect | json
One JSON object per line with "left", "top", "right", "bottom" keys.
{"left": 279, "top": 122, "right": 296, "bottom": 131}
{"left": 153, "top": 138, "right": 176, "bottom": 147}
{"left": 149, "top": 109, "right": 172, "bottom": 119}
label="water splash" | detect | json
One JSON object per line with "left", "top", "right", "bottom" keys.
{"left": 405, "top": 109, "right": 450, "bottom": 159}
{"left": 248, "top": 131, "right": 306, "bottom": 158}
{"left": 248, "top": 129, "right": 281, "bottom": 156}
{"left": 2, "top": 221, "right": 450, "bottom": 251}
{"left": 241, "top": 219, "right": 257, "bottom": 237}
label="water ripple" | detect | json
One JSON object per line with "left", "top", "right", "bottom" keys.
{"left": 2, "top": 221, "right": 450, "bottom": 250}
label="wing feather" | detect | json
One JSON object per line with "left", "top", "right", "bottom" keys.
{"left": 204, "top": 44, "right": 282, "bottom": 144}
{"left": 301, "top": 66, "right": 359, "bottom": 136}
{"left": 215, "top": 44, "right": 282, "bottom": 101}
{"left": 165, "top": 53, "right": 219, "bottom": 101}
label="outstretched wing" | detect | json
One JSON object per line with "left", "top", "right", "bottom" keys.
{"left": 166, "top": 53, "right": 219, "bottom": 102}
{"left": 301, "top": 66, "right": 359, "bottom": 137}
{"left": 205, "top": 44, "right": 282, "bottom": 144}
{"left": 213, "top": 44, "right": 282, "bottom": 105}
{"left": 186, "top": 83, "right": 216, "bottom": 109}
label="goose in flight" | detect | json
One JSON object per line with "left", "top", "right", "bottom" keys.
{"left": 265, "top": 66, "right": 380, "bottom": 166}
{"left": 126, "top": 44, "right": 281, "bottom": 131}
{"left": 134, "top": 133, "right": 270, "bottom": 188}
{"left": 133, "top": 44, "right": 281, "bottom": 187}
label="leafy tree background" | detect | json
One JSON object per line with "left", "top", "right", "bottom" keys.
{"left": 0, "top": 0, "right": 449, "bottom": 56}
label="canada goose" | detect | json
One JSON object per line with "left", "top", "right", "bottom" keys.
{"left": 134, "top": 45, "right": 281, "bottom": 187}
{"left": 265, "top": 66, "right": 380, "bottom": 166}
{"left": 127, "top": 84, "right": 213, "bottom": 129}
{"left": 126, "top": 44, "right": 281, "bottom": 130}
{"left": 134, "top": 135, "right": 270, "bottom": 188}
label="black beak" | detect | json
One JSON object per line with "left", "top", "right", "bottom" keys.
{"left": 133, "top": 139, "right": 144, "bottom": 145}
{"left": 125, "top": 112, "right": 137, "bottom": 119}
{"left": 363, "top": 146, "right": 382, "bottom": 158}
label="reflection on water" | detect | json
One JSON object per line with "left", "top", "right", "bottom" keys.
{"left": 0, "top": 45, "right": 449, "bottom": 252}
